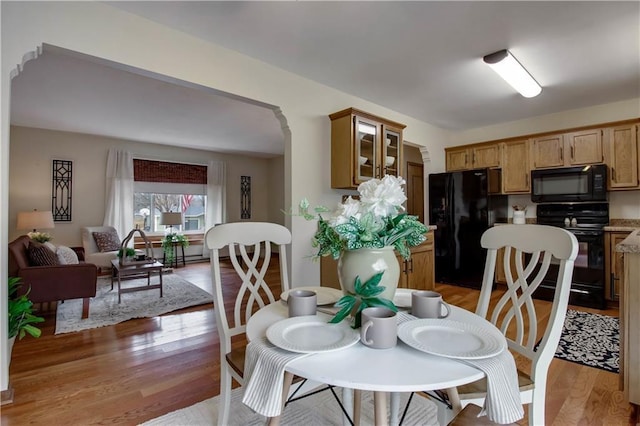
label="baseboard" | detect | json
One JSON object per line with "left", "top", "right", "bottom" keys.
{"left": 1, "top": 383, "right": 15, "bottom": 405}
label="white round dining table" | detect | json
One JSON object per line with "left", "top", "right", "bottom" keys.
{"left": 246, "top": 298, "right": 490, "bottom": 425}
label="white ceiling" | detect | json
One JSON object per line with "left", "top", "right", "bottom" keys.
{"left": 10, "top": 1, "right": 640, "bottom": 156}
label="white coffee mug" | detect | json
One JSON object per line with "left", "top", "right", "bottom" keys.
{"left": 411, "top": 291, "right": 451, "bottom": 319}
{"left": 287, "top": 290, "right": 317, "bottom": 317}
{"left": 360, "top": 307, "right": 397, "bottom": 349}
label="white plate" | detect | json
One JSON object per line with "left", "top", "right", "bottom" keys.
{"left": 393, "top": 289, "right": 413, "bottom": 308}
{"left": 266, "top": 316, "right": 360, "bottom": 354}
{"left": 281, "top": 287, "right": 343, "bottom": 306}
{"left": 398, "top": 319, "right": 506, "bottom": 360}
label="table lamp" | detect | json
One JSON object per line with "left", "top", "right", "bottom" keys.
{"left": 16, "top": 210, "right": 55, "bottom": 232}
{"left": 160, "top": 211, "right": 182, "bottom": 235}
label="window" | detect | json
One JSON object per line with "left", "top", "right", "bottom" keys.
{"left": 134, "top": 193, "right": 206, "bottom": 233}
{"left": 133, "top": 159, "right": 208, "bottom": 234}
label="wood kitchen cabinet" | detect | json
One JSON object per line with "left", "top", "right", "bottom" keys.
{"left": 501, "top": 139, "right": 530, "bottom": 193}
{"left": 605, "top": 231, "right": 629, "bottom": 302}
{"left": 532, "top": 130, "right": 603, "bottom": 169}
{"left": 446, "top": 146, "right": 471, "bottom": 171}
{"left": 397, "top": 231, "right": 435, "bottom": 291}
{"left": 605, "top": 124, "right": 639, "bottom": 189}
{"left": 445, "top": 143, "right": 501, "bottom": 171}
{"left": 565, "top": 128, "right": 604, "bottom": 165}
{"left": 330, "top": 107, "right": 405, "bottom": 189}
{"left": 531, "top": 133, "right": 565, "bottom": 169}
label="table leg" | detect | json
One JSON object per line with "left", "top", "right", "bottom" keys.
{"left": 159, "top": 268, "right": 163, "bottom": 298}
{"left": 389, "top": 392, "right": 400, "bottom": 426}
{"left": 353, "top": 389, "right": 362, "bottom": 426}
{"left": 181, "top": 244, "right": 185, "bottom": 267}
{"left": 374, "top": 391, "right": 388, "bottom": 426}
{"left": 117, "top": 274, "right": 122, "bottom": 304}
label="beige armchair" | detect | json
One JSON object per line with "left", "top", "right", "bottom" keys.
{"left": 81, "top": 226, "right": 120, "bottom": 270}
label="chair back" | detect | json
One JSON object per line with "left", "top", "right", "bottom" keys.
{"left": 205, "top": 222, "right": 292, "bottom": 352}
{"left": 476, "top": 224, "right": 578, "bottom": 380}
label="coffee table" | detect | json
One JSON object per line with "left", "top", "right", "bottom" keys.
{"left": 110, "top": 259, "right": 164, "bottom": 303}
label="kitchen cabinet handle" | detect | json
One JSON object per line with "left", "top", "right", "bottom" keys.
{"left": 571, "top": 145, "right": 575, "bottom": 159}
{"left": 409, "top": 258, "right": 414, "bottom": 273}
{"left": 403, "top": 260, "right": 409, "bottom": 275}
{"left": 612, "top": 167, "right": 616, "bottom": 182}
{"left": 559, "top": 148, "right": 563, "bottom": 161}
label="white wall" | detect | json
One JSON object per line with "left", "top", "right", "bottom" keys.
{"left": 9, "top": 125, "right": 281, "bottom": 246}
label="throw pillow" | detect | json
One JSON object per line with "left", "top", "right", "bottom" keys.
{"left": 28, "top": 241, "right": 59, "bottom": 266}
{"left": 57, "top": 245, "right": 79, "bottom": 265}
{"left": 44, "top": 241, "right": 57, "bottom": 252}
{"left": 92, "top": 230, "right": 121, "bottom": 252}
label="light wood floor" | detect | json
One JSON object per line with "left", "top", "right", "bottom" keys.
{"left": 2, "top": 261, "right": 637, "bottom": 425}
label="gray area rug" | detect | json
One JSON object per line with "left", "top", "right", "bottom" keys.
{"left": 55, "top": 274, "right": 213, "bottom": 334}
{"left": 141, "top": 386, "right": 438, "bottom": 426}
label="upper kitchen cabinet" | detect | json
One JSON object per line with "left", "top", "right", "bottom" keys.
{"left": 565, "top": 128, "right": 604, "bottom": 165}
{"left": 330, "top": 108, "right": 405, "bottom": 189}
{"left": 502, "top": 139, "right": 531, "bottom": 193}
{"left": 445, "top": 143, "right": 501, "bottom": 171}
{"left": 445, "top": 146, "right": 471, "bottom": 171}
{"left": 605, "top": 124, "right": 639, "bottom": 189}
{"left": 531, "top": 133, "right": 565, "bottom": 169}
{"left": 532, "top": 129, "right": 604, "bottom": 169}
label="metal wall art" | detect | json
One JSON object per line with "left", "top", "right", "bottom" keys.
{"left": 241, "top": 175, "right": 251, "bottom": 219}
{"left": 52, "top": 159, "right": 72, "bottom": 222}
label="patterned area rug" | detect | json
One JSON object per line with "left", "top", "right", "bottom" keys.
{"left": 140, "top": 386, "right": 438, "bottom": 426}
{"left": 554, "top": 309, "right": 619, "bottom": 373}
{"left": 55, "top": 274, "right": 213, "bottom": 334}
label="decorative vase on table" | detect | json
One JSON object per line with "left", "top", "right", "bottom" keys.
{"left": 337, "top": 246, "right": 400, "bottom": 301}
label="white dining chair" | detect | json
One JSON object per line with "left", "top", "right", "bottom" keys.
{"left": 430, "top": 224, "right": 578, "bottom": 426}
{"left": 206, "top": 222, "right": 293, "bottom": 425}
{"left": 207, "top": 222, "right": 350, "bottom": 425}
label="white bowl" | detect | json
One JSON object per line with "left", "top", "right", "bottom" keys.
{"left": 359, "top": 156, "right": 368, "bottom": 166}
{"left": 386, "top": 138, "right": 392, "bottom": 146}
{"left": 385, "top": 156, "right": 395, "bottom": 167}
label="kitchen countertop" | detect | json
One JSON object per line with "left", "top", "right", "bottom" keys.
{"left": 605, "top": 219, "right": 640, "bottom": 232}
{"left": 616, "top": 229, "right": 640, "bottom": 254}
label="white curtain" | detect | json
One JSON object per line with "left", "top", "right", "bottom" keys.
{"left": 103, "top": 148, "right": 134, "bottom": 240}
{"left": 203, "top": 160, "right": 226, "bottom": 257}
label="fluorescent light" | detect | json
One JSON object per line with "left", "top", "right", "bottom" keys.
{"left": 483, "top": 49, "right": 542, "bottom": 98}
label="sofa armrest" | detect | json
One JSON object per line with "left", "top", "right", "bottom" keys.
{"left": 17, "top": 263, "right": 98, "bottom": 303}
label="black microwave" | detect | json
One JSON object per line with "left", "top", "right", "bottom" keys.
{"left": 531, "top": 164, "right": 607, "bottom": 203}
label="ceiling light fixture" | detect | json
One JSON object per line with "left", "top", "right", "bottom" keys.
{"left": 483, "top": 49, "right": 542, "bottom": 98}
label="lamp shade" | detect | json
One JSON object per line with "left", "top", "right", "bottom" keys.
{"left": 160, "top": 212, "right": 183, "bottom": 226}
{"left": 17, "top": 210, "right": 55, "bottom": 231}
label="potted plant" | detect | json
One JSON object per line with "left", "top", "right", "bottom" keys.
{"left": 8, "top": 277, "right": 44, "bottom": 359}
{"left": 161, "top": 233, "right": 189, "bottom": 264}
{"left": 292, "top": 175, "right": 428, "bottom": 301}
{"left": 117, "top": 247, "right": 136, "bottom": 260}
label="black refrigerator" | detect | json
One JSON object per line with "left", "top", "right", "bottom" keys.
{"left": 428, "top": 169, "right": 507, "bottom": 289}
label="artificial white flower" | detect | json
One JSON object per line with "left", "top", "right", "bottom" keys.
{"left": 330, "top": 196, "right": 362, "bottom": 226}
{"left": 358, "top": 175, "right": 407, "bottom": 218}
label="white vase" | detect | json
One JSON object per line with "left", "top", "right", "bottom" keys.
{"left": 513, "top": 210, "right": 526, "bottom": 225}
{"left": 337, "top": 246, "right": 400, "bottom": 301}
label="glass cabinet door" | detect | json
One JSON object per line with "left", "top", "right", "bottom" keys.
{"left": 355, "top": 117, "right": 377, "bottom": 182}
{"left": 383, "top": 127, "right": 401, "bottom": 177}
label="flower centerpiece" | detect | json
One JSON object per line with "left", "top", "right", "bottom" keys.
{"left": 27, "top": 231, "right": 52, "bottom": 243}
{"left": 294, "top": 175, "right": 428, "bottom": 326}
